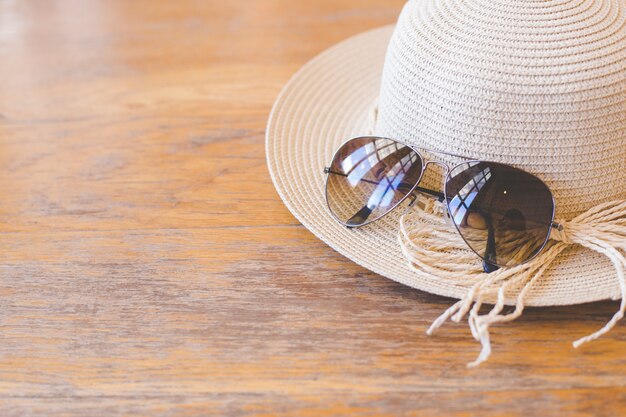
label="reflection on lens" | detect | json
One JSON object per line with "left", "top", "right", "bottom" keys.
{"left": 325, "top": 137, "right": 423, "bottom": 226}
{"left": 445, "top": 161, "right": 554, "bottom": 267}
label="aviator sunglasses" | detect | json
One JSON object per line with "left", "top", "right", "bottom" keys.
{"left": 323, "top": 136, "right": 562, "bottom": 273}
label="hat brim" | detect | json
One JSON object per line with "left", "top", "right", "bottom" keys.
{"left": 266, "top": 25, "right": 620, "bottom": 306}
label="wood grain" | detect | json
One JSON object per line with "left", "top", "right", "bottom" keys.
{"left": 0, "top": 0, "right": 625, "bottom": 415}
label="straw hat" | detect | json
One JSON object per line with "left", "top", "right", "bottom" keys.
{"left": 266, "top": 0, "right": 626, "bottom": 308}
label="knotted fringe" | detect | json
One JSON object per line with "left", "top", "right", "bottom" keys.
{"left": 399, "top": 198, "right": 626, "bottom": 367}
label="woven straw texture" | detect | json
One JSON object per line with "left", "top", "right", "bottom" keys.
{"left": 266, "top": 0, "right": 626, "bottom": 306}
{"left": 377, "top": 0, "right": 626, "bottom": 218}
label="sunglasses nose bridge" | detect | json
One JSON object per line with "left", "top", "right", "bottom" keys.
{"left": 422, "top": 159, "right": 450, "bottom": 178}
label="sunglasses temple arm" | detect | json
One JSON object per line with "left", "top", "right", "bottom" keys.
{"left": 483, "top": 215, "right": 500, "bottom": 273}
{"left": 413, "top": 186, "right": 498, "bottom": 273}
{"left": 413, "top": 185, "right": 445, "bottom": 202}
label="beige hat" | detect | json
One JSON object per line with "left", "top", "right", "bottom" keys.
{"left": 266, "top": 0, "right": 626, "bottom": 364}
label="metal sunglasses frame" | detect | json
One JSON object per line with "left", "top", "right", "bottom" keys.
{"left": 323, "top": 136, "right": 561, "bottom": 270}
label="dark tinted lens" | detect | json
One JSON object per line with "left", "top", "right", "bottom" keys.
{"left": 445, "top": 161, "right": 554, "bottom": 267}
{"left": 326, "top": 137, "right": 423, "bottom": 226}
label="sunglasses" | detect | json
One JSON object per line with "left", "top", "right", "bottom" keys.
{"left": 323, "top": 136, "right": 562, "bottom": 273}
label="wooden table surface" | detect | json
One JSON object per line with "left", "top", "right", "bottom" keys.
{"left": 1, "top": 0, "right": 625, "bottom": 415}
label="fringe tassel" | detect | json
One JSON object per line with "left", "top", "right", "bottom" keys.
{"left": 399, "top": 198, "right": 626, "bottom": 367}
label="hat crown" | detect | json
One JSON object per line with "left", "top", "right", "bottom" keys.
{"left": 376, "top": 0, "right": 626, "bottom": 217}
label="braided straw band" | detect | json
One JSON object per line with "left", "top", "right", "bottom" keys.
{"left": 400, "top": 198, "right": 626, "bottom": 367}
